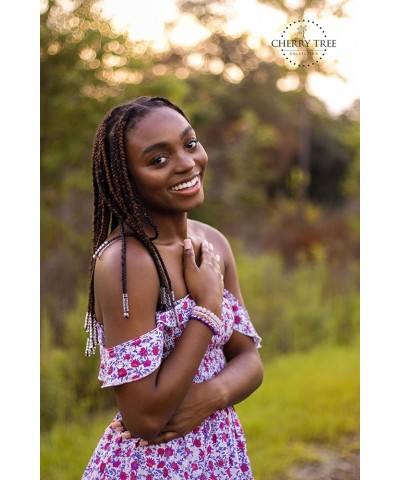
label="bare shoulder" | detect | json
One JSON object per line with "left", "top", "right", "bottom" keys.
{"left": 94, "top": 236, "right": 158, "bottom": 288}
{"left": 94, "top": 236, "right": 160, "bottom": 340}
{"left": 188, "top": 219, "right": 232, "bottom": 257}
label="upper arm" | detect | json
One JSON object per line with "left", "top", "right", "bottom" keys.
{"left": 94, "top": 238, "right": 167, "bottom": 436}
{"left": 94, "top": 237, "right": 160, "bottom": 348}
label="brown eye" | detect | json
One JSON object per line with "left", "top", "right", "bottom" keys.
{"left": 151, "top": 154, "right": 169, "bottom": 166}
{"left": 186, "top": 139, "right": 198, "bottom": 150}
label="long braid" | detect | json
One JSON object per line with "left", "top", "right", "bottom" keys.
{"left": 85, "top": 96, "right": 187, "bottom": 356}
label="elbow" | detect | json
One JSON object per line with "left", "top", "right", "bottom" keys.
{"left": 254, "top": 353, "right": 264, "bottom": 390}
{"left": 256, "top": 362, "right": 264, "bottom": 389}
{"left": 124, "top": 415, "right": 166, "bottom": 442}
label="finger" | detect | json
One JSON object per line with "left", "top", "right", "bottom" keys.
{"left": 121, "top": 431, "right": 132, "bottom": 439}
{"left": 201, "top": 240, "right": 210, "bottom": 253}
{"left": 110, "top": 421, "right": 123, "bottom": 429}
{"left": 210, "top": 257, "right": 221, "bottom": 275}
{"left": 211, "top": 253, "right": 221, "bottom": 268}
{"left": 183, "top": 238, "right": 198, "bottom": 270}
{"left": 200, "top": 240, "right": 213, "bottom": 264}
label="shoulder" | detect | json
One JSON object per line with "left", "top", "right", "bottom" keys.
{"left": 189, "top": 220, "right": 242, "bottom": 299}
{"left": 188, "top": 219, "right": 235, "bottom": 267}
{"left": 188, "top": 219, "right": 232, "bottom": 256}
{"left": 94, "top": 236, "right": 160, "bottom": 324}
{"left": 94, "top": 236, "right": 158, "bottom": 282}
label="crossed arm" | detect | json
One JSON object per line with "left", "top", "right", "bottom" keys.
{"left": 130, "top": 331, "right": 263, "bottom": 445}
{"left": 108, "top": 232, "right": 263, "bottom": 444}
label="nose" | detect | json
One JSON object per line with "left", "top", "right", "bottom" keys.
{"left": 174, "top": 150, "right": 196, "bottom": 173}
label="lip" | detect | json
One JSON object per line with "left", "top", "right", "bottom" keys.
{"left": 169, "top": 174, "right": 201, "bottom": 196}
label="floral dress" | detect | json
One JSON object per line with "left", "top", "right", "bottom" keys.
{"left": 82, "top": 289, "right": 261, "bottom": 480}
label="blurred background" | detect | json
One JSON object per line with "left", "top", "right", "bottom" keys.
{"left": 40, "top": 0, "right": 359, "bottom": 478}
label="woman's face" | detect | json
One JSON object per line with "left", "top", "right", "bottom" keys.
{"left": 125, "top": 107, "right": 208, "bottom": 215}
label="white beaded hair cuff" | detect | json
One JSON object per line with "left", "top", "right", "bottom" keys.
{"left": 190, "top": 306, "right": 222, "bottom": 336}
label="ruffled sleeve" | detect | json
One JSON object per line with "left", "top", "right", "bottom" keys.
{"left": 97, "top": 324, "right": 164, "bottom": 388}
{"left": 224, "top": 290, "right": 262, "bottom": 348}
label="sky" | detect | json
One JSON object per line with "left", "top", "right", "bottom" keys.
{"left": 100, "top": 0, "right": 359, "bottom": 116}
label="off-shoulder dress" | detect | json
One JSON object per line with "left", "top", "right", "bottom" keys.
{"left": 82, "top": 289, "right": 261, "bottom": 480}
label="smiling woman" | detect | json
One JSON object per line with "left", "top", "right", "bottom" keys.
{"left": 81, "top": 96, "right": 264, "bottom": 479}
{"left": 124, "top": 108, "right": 207, "bottom": 213}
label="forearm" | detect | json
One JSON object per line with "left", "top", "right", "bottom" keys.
{"left": 166, "top": 348, "right": 264, "bottom": 422}
{"left": 117, "top": 320, "right": 213, "bottom": 439}
{"left": 153, "top": 321, "right": 212, "bottom": 411}
{"left": 209, "top": 349, "right": 264, "bottom": 409}
{"left": 115, "top": 344, "right": 263, "bottom": 445}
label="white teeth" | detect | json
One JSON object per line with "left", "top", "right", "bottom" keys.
{"left": 171, "top": 176, "right": 199, "bottom": 191}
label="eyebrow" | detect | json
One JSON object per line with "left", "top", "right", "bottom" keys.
{"left": 141, "top": 125, "right": 194, "bottom": 157}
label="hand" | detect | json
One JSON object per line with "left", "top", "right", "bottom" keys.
{"left": 110, "top": 420, "right": 132, "bottom": 440}
{"left": 110, "top": 382, "right": 217, "bottom": 444}
{"left": 183, "top": 239, "right": 224, "bottom": 317}
{"left": 146, "top": 382, "right": 217, "bottom": 445}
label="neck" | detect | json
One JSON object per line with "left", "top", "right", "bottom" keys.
{"left": 142, "top": 210, "right": 189, "bottom": 246}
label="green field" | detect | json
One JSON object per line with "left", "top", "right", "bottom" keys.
{"left": 41, "top": 343, "right": 359, "bottom": 480}
{"left": 236, "top": 344, "right": 359, "bottom": 479}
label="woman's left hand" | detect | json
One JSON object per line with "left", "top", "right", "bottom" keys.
{"left": 111, "top": 381, "right": 218, "bottom": 444}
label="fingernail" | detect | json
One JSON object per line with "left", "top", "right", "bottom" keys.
{"left": 139, "top": 440, "right": 148, "bottom": 446}
{"left": 209, "top": 243, "right": 213, "bottom": 250}
{"left": 216, "top": 254, "right": 220, "bottom": 262}
{"left": 184, "top": 239, "right": 192, "bottom": 250}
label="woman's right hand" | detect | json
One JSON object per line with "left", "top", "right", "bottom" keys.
{"left": 183, "top": 239, "right": 224, "bottom": 317}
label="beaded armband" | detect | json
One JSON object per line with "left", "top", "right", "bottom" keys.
{"left": 190, "top": 306, "right": 222, "bottom": 336}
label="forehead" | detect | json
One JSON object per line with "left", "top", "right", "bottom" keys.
{"left": 125, "top": 107, "right": 191, "bottom": 150}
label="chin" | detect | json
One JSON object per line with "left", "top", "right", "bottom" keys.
{"left": 186, "top": 191, "right": 205, "bottom": 210}
{"left": 168, "top": 191, "right": 205, "bottom": 214}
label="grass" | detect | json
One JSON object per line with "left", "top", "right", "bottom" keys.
{"left": 41, "top": 343, "right": 359, "bottom": 480}
{"left": 236, "top": 343, "right": 360, "bottom": 479}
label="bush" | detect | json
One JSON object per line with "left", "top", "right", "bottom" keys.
{"left": 234, "top": 245, "right": 359, "bottom": 358}
{"left": 41, "top": 297, "right": 114, "bottom": 431}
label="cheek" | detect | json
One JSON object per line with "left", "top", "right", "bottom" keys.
{"left": 130, "top": 170, "right": 167, "bottom": 201}
{"left": 197, "top": 146, "right": 208, "bottom": 169}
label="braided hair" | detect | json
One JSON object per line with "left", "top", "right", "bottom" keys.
{"left": 84, "top": 96, "right": 189, "bottom": 356}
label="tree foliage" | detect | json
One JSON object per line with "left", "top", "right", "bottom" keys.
{"left": 40, "top": 0, "right": 359, "bottom": 425}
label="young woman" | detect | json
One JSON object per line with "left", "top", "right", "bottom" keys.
{"left": 82, "top": 96, "right": 263, "bottom": 479}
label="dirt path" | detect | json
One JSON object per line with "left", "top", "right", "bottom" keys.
{"left": 288, "top": 441, "right": 360, "bottom": 480}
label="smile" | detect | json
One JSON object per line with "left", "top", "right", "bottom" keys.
{"left": 170, "top": 175, "right": 200, "bottom": 191}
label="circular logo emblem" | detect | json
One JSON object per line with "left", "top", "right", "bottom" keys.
{"left": 272, "top": 19, "right": 337, "bottom": 68}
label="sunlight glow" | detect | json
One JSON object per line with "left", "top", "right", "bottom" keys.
{"left": 98, "top": 0, "right": 358, "bottom": 115}
{"left": 277, "top": 72, "right": 300, "bottom": 92}
{"left": 168, "top": 13, "right": 210, "bottom": 47}
{"left": 101, "top": 0, "right": 178, "bottom": 42}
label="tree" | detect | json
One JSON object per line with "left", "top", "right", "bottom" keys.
{"left": 41, "top": 0, "right": 149, "bottom": 333}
